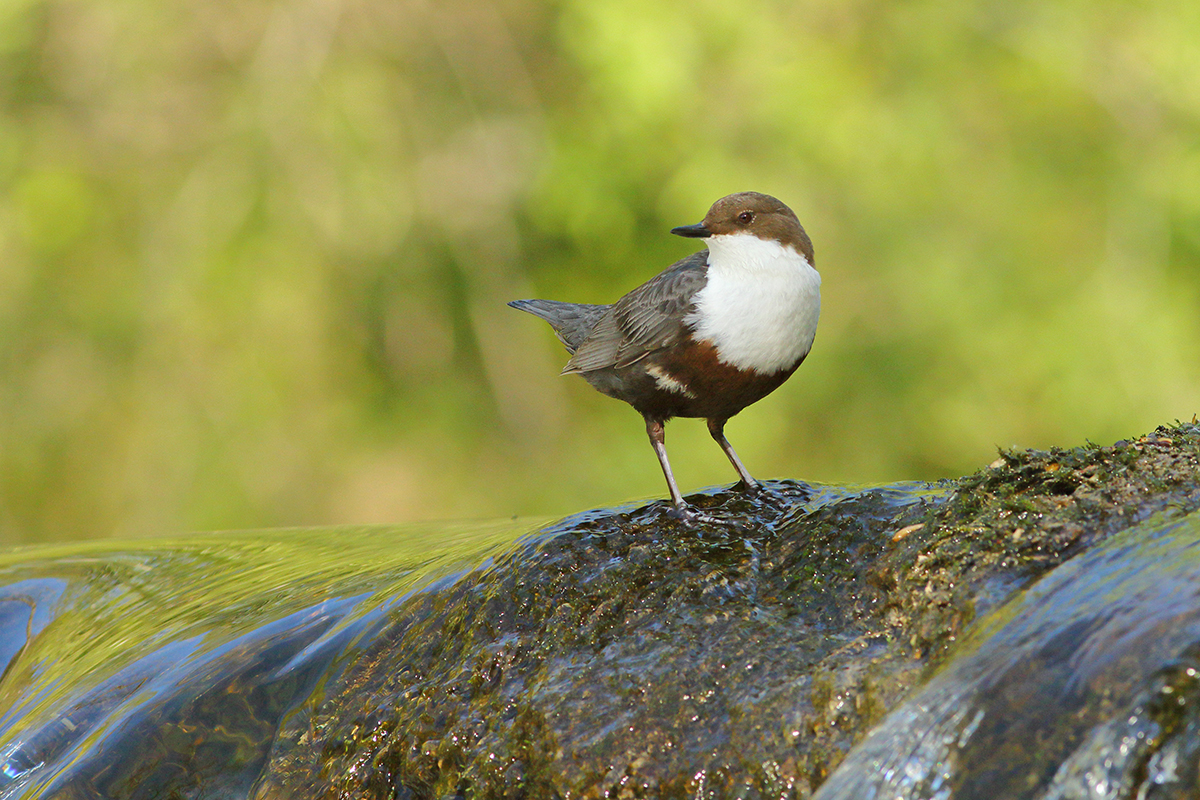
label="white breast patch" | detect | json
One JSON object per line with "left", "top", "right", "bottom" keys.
{"left": 685, "top": 234, "right": 821, "bottom": 374}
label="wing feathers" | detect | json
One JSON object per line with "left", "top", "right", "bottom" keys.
{"left": 563, "top": 250, "right": 709, "bottom": 374}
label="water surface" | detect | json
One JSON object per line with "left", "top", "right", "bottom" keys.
{"left": 0, "top": 520, "right": 534, "bottom": 798}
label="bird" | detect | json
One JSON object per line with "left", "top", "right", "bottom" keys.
{"left": 509, "top": 191, "right": 820, "bottom": 522}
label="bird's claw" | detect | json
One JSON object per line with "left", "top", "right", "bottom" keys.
{"left": 666, "top": 503, "right": 722, "bottom": 527}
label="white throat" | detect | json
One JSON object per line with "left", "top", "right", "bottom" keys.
{"left": 685, "top": 233, "right": 821, "bottom": 374}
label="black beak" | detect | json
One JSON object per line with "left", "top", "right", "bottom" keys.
{"left": 670, "top": 222, "right": 709, "bottom": 238}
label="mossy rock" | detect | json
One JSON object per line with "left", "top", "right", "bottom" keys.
{"left": 256, "top": 422, "right": 1200, "bottom": 798}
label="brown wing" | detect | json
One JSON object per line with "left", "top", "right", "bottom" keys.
{"left": 563, "top": 250, "right": 709, "bottom": 374}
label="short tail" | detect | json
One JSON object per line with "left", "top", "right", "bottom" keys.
{"left": 508, "top": 299, "right": 609, "bottom": 354}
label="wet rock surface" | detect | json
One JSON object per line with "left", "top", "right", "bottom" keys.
{"left": 1, "top": 423, "right": 1198, "bottom": 799}
{"left": 256, "top": 423, "right": 1200, "bottom": 799}
{"left": 257, "top": 482, "right": 938, "bottom": 799}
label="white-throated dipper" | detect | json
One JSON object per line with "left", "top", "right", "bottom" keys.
{"left": 510, "top": 192, "right": 820, "bottom": 521}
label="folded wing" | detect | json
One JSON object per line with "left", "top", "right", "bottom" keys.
{"left": 563, "top": 250, "right": 709, "bottom": 374}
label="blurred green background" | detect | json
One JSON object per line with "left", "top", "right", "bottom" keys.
{"left": 1, "top": 0, "right": 1198, "bottom": 545}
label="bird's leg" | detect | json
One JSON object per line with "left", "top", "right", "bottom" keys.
{"left": 707, "top": 417, "right": 760, "bottom": 494}
{"left": 645, "top": 416, "right": 686, "bottom": 508}
{"left": 646, "top": 417, "right": 721, "bottom": 525}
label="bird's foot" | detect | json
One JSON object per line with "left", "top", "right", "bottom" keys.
{"left": 734, "top": 478, "right": 762, "bottom": 496}
{"left": 738, "top": 478, "right": 796, "bottom": 508}
{"left": 666, "top": 503, "right": 723, "bottom": 527}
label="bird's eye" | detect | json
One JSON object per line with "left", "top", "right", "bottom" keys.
{"left": 737, "top": 211, "right": 754, "bottom": 224}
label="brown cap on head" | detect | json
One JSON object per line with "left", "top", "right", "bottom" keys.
{"left": 671, "top": 192, "right": 814, "bottom": 265}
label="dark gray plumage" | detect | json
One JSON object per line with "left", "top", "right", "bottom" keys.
{"left": 562, "top": 251, "right": 709, "bottom": 373}
{"left": 508, "top": 252, "right": 710, "bottom": 371}
{"left": 505, "top": 299, "right": 609, "bottom": 354}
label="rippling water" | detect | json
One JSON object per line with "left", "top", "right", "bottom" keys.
{"left": 815, "top": 507, "right": 1200, "bottom": 800}
{"left": 0, "top": 521, "right": 536, "bottom": 798}
{"left": 2, "top": 489, "right": 1199, "bottom": 798}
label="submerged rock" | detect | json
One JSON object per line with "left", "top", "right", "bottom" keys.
{"left": 257, "top": 481, "right": 941, "bottom": 799}
{"left": 256, "top": 423, "right": 1200, "bottom": 799}
{"left": 0, "top": 423, "right": 1198, "bottom": 799}
{"left": 815, "top": 505, "right": 1200, "bottom": 800}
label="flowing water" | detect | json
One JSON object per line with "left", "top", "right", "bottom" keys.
{"left": 0, "top": 521, "right": 533, "bottom": 798}
{"left": 0, "top": 480, "right": 1198, "bottom": 798}
{"left": 814, "top": 507, "right": 1200, "bottom": 800}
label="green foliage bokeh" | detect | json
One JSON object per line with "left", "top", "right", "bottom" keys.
{"left": 1, "top": 0, "right": 1198, "bottom": 543}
